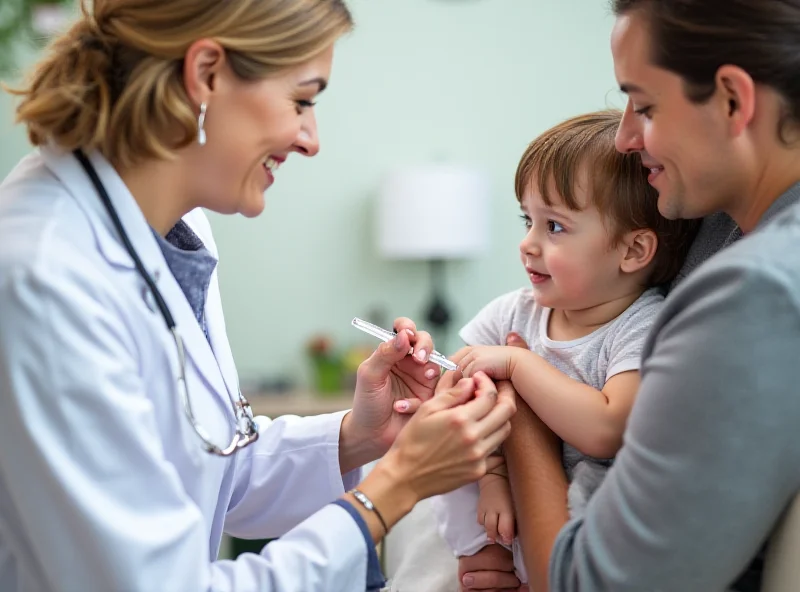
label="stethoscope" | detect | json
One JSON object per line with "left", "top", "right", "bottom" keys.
{"left": 74, "top": 149, "right": 259, "bottom": 456}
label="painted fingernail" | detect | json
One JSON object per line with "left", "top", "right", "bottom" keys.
{"left": 424, "top": 368, "right": 437, "bottom": 379}
{"left": 416, "top": 349, "right": 427, "bottom": 361}
{"left": 462, "top": 575, "right": 474, "bottom": 586}
{"left": 395, "top": 400, "right": 409, "bottom": 412}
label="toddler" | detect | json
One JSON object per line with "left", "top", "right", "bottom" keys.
{"left": 431, "top": 110, "right": 699, "bottom": 586}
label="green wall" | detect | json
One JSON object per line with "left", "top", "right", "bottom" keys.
{"left": 0, "top": 0, "right": 622, "bottom": 389}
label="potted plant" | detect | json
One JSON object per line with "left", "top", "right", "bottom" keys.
{"left": 306, "top": 334, "right": 343, "bottom": 395}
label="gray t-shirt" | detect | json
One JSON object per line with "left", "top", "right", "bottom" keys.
{"left": 460, "top": 287, "right": 664, "bottom": 514}
{"left": 670, "top": 211, "right": 742, "bottom": 290}
{"left": 550, "top": 184, "right": 800, "bottom": 592}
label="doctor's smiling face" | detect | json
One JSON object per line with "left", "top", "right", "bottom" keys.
{"left": 182, "top": 43, "right": 334, "bottom": 219}
{"left": 48, "top": 0, "right": 356, "bottom": 235}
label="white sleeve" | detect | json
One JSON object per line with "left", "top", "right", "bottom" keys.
{"left": 183, "top": 206, "right": 364, "bottom": 538}
{"left": 430, "top": 485, "right": 492, "bottom": 557}
{"left": 224, "top": 411, "right": 362, "bottom": 539}
{"left": 605, "top": 293, "right": 663, "bottom": 381}
{"left": 0, "top": 264, "right": 367, "bottom": 592}
{"left": 458, "top": 290, "right": 522, "bottom": 347}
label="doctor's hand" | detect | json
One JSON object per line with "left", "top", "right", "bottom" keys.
{"left": 340, "top": 317, "right": 442, "bottom": 472}
{"left": 382, "top": 372, "right": 515, "bottom": 499}
{"left": 349, "top": 371, "right": 516, "bottom": 542}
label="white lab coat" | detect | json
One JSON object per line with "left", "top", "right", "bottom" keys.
{"left": 0, "top": 147, "right": 369, "bottom": 592}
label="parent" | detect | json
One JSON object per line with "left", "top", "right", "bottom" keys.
{"left": 484, "top": 1, "right": 800, "bottom": 590}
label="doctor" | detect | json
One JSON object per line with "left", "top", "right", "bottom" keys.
{"left": 0, "top": 1, "right": 516, "bottom": 591}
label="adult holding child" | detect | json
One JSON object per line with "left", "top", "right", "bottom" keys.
{"left": 459, "top": 1, "right": 800, "bottom": 590}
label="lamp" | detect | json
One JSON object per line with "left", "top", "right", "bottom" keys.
{"left": 377, "top": 164, "right": 490, "bottom": 350}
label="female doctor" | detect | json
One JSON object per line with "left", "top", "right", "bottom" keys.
{"left": 0, "top": 1, "right": 516, "bottom": 591}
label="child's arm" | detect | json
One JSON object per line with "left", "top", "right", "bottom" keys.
{"left": 457, "top": 346, "right": 638, "bottom": 459}
{"left": 477, "top": 459, "right": 515, "bottom": 545}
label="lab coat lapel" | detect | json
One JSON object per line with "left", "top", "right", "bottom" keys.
{"left": 41, "top": 147, "right": 235, "bottom": 419}
{"left": 182, "top": 210, "right": 240, "bottom": 402}
{"left": 203, "top": 272, "right": 239, "bottom": 400}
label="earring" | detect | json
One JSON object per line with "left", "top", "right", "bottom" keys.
{"left": 197, "top": 102, "right": 207, "bottom": 146}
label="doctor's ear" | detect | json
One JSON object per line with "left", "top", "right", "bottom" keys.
{"left": 183, "top": 39, "right": 227, "bottom": 107}
{"left": 619, "top": 228, "right": 658, "bottom": 275}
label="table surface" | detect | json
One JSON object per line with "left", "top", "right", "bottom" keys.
{"left": 244, "top": 391, "right": 354, "bottom": 418}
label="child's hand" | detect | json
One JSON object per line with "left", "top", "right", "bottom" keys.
{"left": 457, "top": 345, "right": 527, "bottom": 382}
{"left": 477, "top": 469, "right": 516, "bottom": 545}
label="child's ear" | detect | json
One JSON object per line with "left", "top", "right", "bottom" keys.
{"left": 619, "top": 228, "right": 658, "bottom": 274}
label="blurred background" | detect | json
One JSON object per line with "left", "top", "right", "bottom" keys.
{"left": 0, "top": 0, "right": 621, "bottom": 401}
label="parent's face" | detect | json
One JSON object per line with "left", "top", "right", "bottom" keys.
{"left": 610, "top": 12, "right": 744, "bottom": 221}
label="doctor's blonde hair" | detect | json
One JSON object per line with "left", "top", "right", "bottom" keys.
{"left": 9, "top": 0, "right": 353, "bottom": 169}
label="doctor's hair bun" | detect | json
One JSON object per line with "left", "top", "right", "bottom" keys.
{"left": 8, "top": 0, "right": 353, "bottom": 169}
{"left": 9, "top": 16, "right": 116, "bottom": 161}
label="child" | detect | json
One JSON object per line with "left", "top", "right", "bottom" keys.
{"left": 430, "top": 110, "right": 699, "bottom": 586}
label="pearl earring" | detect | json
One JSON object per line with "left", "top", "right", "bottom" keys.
{"left": 197, "top": 102, "right": 207, "bottom": 146}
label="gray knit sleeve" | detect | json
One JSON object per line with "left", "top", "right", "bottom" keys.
{"left": 550, "top": 241, "right": 800, "bottom": 591}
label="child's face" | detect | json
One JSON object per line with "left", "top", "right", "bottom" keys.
{"left": 518, "top": 175, "right": 629, "bottom": 311}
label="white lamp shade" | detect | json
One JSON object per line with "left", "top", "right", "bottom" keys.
{"left": 377, "top": 165, "right": 490, "bottom": 260}
{"left": 32, "top": 5, "right": 70, "bottom": 36}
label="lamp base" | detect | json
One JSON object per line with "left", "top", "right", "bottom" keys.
{"left": 424, "top": 260, "right": 453, "bottom": 354}
{"left": 425, "top": 293, "right": 451, "bottom": 328}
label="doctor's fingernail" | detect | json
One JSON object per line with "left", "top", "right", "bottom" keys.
{"left": 462, "top": 575, "right": 474, "bottom": 586}
{"left": 395, "top": 400, "right": 409, "bottom": 412}
{"left": 425, "top": 368, "right": 437, "bottom": 379}
{"left": 415, "top": 349, "right": 428, "bottom": 361}
{"left": 394, "top": 337, "right": 405, "bottom": 351}
{"left": 405, "top": 329, "right": 415, "bottom": 337}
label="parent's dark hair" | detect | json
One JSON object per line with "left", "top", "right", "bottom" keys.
{"left": 612, "top": 0, "right": 800, "bottom": 142}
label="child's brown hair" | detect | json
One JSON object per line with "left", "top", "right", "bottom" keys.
{"left": 515, "top": 109, "right": 698, "bottom": 287}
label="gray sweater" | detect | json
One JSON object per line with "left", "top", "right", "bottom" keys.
{"left": 550, "top": 185, "right": 800, "bottom": 592}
